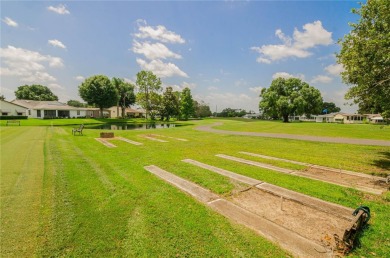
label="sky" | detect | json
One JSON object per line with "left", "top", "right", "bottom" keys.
{"left": 1, "top": 0, "right": 362, "bottom": 113}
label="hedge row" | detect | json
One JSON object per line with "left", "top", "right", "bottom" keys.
{"left": 0, "top": 116, "right": 28, "bottom": 120}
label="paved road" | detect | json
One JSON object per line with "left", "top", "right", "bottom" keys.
{"left": 196, "top": 123, "right": 390, "bottom": 146}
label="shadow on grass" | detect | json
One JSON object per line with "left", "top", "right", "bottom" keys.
{"left": 372, "top": 152, "right": 390, "bottom": 175}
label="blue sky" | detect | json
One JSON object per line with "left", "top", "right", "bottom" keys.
{"left": 1, "top": 1, "right": 361, "bottom": 113}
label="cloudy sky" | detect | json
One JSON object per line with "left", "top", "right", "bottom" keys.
{"left": 1, "top": 1, "right": 361, "bottom": 113}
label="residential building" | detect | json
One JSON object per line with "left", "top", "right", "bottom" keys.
{"left": 0, "top": 100, "right": 28, "bottom": 117}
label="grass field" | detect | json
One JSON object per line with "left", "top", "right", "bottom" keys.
{"left": 1, "top": 119, "right": 389, "bottom": 257}
{"left": 213, "top": 118, "right": 390, "bottom": 140}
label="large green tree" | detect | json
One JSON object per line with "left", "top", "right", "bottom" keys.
{"left": 259, "top": 78, "right": 323, "bottom": 122}
{"left": 67, "top": 100, "right": 88, "bottom": 107}
{"left": 79, "top": 75, "right": 118, "bottom": 118}
{"left": 322, "top": 102, "right": 341, "bottom": 114}
{"left": 160, "top": 87, "right": 180, "bottom": 121}
{"left": 15, "top": 84, "right": 58, "bottom": 101}
{"left": 337, "top": 0, "right": 390, "bottom": 117}
{"left": 112, "top": 78, "right": 136, "bottom": 118}
{"left": 180, "top": 87, "right": 194, "bottom": 120}
{"left": 194, "top": 100, "right": 212, "bottom": 118}
{"left": 136, "top": 71, "right": 162, "bottom": 120}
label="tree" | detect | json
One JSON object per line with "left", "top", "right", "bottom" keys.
{"left": 136, "top": 71, "right": 162, "bottom": 120}
{"left": 112, "top": 78, "right": 136, "bottom": 118}
{"left": 160, "top": 87, "right": 180, "bottom": 121}
{"left": 337, "top": 0, "right": 390, "bottom": 117}
{"left": 322, "top": 102, "right": 341, "bottom": 114}
{"left": 259, "top": 78, "right": 323, "bottom": 122}
{"left": 194, "top": 100, "right": 212, "bottom": 118}
{"left": 79, "top": 75, "right": 118, "bottom": 118}
{"left": 0, "top": 95, "right": 5, "bottom": 101}
{"left": 180, "top": 87, "right": 194, "bottom": 120}
{"left": 67, "top": 100, "right": 88, "bottom": 107}
{"left": 15, "top": 84, "right": 58, "bottom": 101}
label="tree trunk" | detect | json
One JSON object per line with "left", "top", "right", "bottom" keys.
{"left": 121, "top": 107, "right": 126, "bottom": 118}
{"left": 283, "top": 114, "right": 289, "bottom": 123}
{"left": 100, "top": 107, "right": 104, "bottom": 118}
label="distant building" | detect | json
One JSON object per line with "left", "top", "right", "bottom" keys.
{"left": 315, "top": 112, "right": 385, "bottom": 124}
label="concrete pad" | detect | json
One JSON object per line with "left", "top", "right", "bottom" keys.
{"left": 144, "top": 165, "right": 219, "bottom": 203}
{"left": 146, "top": 165, "right": 331, "bottom": 257}
{"left": 142, "top": 136, "right": 168, "bottom": 142}
{"left": 116, "top": 137, "right": 143, "bottom": 146}
{"left": 150, "top": 134, "right": 188, "bottom": 142}
{"left": 239, "top": 151, "right": 309, "bottom": 166}
{"left": 256, "top": 183, "right": 354, "bottom": 220}
{"left": 216, "top": 154, "right": 294, "bottom": 174}
{"left": 182, "top": 159, "right": 263, "bottom": 186}
{"left": 239, "top": 152, "right": 384, "bottom": 181}
{"left": 95, "top": 138, "right": 117, "bottom": 148}
{"left": 209, "top": 199, "right": 331, "bottom": 258}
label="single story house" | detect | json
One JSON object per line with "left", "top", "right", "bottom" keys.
{"left": 315, "top": 112, "right": 385, "bottom": 124}
{"left": 11, "top": 99, "right": 101, "bottom": 119}
{"left": 0, "top": 100, "right": 28, "bottom": 117}
{"left": 106, "top": 106, "right": 146, "bottom": 118}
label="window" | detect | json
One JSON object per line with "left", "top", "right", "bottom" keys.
{"left": 44, "top": 110, "right": 56, "bottom": 118}
{"left": 77, "top": 110, "right": 80, "bottom": 115}
{"left": 17, "top": 112, "right": 23, "bottom": 116}
{"left": 37, "top": 110, "right": 41, "bottom": 117}
{"left": 2, "top": 112, "right": 8, "bottom": 116}
{"left": 28, "top": 110, "right": 31, "bottom": 115}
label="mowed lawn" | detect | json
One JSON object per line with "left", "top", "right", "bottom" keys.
{"left": 1, "top": 120, "right": 389, "bottom": 257}
{"left": 213, "top": 118, "right": 390, "bottom": 140}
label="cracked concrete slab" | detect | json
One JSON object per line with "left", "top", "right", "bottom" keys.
{"left": 145, "top": 165, "right": 332, "bottom": 257}
{"left": 217, "top": 154, "right": 385, "bottom": 195}
{"left": 116, "top": 137, "right": 143, "bottom": 145}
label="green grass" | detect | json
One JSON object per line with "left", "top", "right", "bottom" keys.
{"left": 1, "top": 119, "right": 389, "bottom": 257}
{"left": 211, "top": 118, "right": 390, "bottom": 140}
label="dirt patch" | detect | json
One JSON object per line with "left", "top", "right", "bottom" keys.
{"left": 299, "top": 167, "right": 389, "bottom": 193}
{"left": 229, "top": 188, "right": 350, "bottom": 249}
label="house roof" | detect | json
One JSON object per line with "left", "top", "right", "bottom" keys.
{"left": 11, "top": 99, "right": 92, "bottom": 111}
{"left": 0, "top": 99, "right": 29, "bottom": 110}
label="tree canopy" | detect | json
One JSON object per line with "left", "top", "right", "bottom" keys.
{"left": 194, "top": 101, "right": 212, "bottom": 118}
{"left": 79, "top": 75, "right": 118, "bottom": 118}
{"left": 112, "top": 78, "right": 136, "bottom": 118}
{"left": 180, "top": 87, "right": 194, "bottom": 120}
{"left": 67, "top": 100, "right": 88, "bottom": 107}
{"left": 259, "top": 78, "right": 323, "bottom": 122}
{"left": 15, "top": 84, "right": 58, "bottom": 101}
{"left": 322, "top": 102, "right": 341, "bottom": 114}
{"left": 136, "top": 71, "right": 162, "bottom": 120}
{"left": 337, "top": 0, "right": 390, "bottom": 117}
{"left": 160, "top": 87, "right": 180, "bottom": 121}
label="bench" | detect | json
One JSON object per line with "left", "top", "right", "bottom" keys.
{"left": 72, "top": 124, "right": 84, "bottom": 135}
{"left": 6, "top": 120, "right": 20, "bottom": 126}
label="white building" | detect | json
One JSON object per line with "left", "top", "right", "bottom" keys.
{"left": 0, "top": 100, "right": 28, "bottom": 117}
{"left": 11, "top": 99, "right": 98, "bottom": 119}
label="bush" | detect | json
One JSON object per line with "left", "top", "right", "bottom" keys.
{"left": 0, "top": 116, "right": 28, "bottom": 120}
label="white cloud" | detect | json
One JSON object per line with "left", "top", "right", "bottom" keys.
{"left": 47, "top": 4, "right": 70, "bottom": 15}
{"left": 0, "top": 45, "right": 63, "bottom": 84}
{"left": 311, "top": 75, "right": 333, "bottom": 84}
{"left": 272, "top": 72, "right": 305, "bottom": 80}
{"left": 208, "top": 86, "right": 218, "bottom": 91}
{"left": 48, "top": 83, "right": 64, "bottom": 89}
{"left": 132, "top": 41, "right": 181, "bottom": 60}
{"left": 48, "top": 39, "right": 66, "bottom": 49}
{"left": 325, "top": 63, "right": 344, "bottom": 76}
{"left": 2, "top": 17, "right": 18, "bottom": 27}
{"left": 124, "top": 78, "right": 136, "bottom": 84}
{"left": 75, "top": 76, "right": 85, "bottom": 81}
{"left": 135, "top": 24, "right": 185, "bottom": 44}
{"left": 249, "top": 86, "right": 263, "bottom": 94}
{"left": 136, "top": 58, "right": 188, "bottom": 78}
{"left": 21, "top": 71, "right": 57, "bottom": 83}
{"left": 251, "top": 21, "right": 333, "bottom": 63}
{"left": 170, "top": 82, "right": 197, "bottom": 92}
